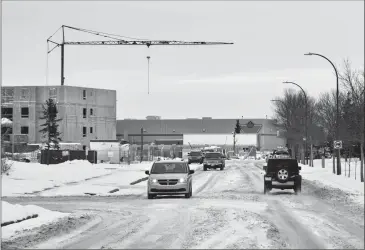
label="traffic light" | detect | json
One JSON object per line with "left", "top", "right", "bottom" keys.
{"left": 234, "top": 119, "right": 241, "bottom": 134}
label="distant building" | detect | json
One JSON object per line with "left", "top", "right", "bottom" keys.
{"left": 116, "top": 118, "right": 286, "bottom": 151}
{"left": 1, "top": 85, "right": 116, "bottom": 148}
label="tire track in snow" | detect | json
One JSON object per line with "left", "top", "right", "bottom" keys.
{"left": 264, "top": 199, "right": 326, "bottom": 249}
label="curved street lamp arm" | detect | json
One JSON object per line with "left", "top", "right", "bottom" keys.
{"left": 282, "top": 81, "right": 307, "bottom": 104}
{"left": 271, "top": 99, "right": 285, "bottom": 104}
{"left": 304, "top": 53, "right": 339, "bottom": 79}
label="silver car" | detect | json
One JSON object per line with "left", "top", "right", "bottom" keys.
{"left": 145, "top": 160, "right": 194, "bottom": 199}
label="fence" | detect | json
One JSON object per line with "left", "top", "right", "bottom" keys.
{"left": 93, "top": 144, "right": 186, "bottom": 165}
{"left": 40, "top": 150, "right": 97, "bottom": 165}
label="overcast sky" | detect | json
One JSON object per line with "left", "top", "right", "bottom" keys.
{"left": 2, "top": 1, "right": 364, "bottom": 119}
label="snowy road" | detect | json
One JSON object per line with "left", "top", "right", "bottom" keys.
{"left": 2, "top": 160, "right": 364, "bottom": 249}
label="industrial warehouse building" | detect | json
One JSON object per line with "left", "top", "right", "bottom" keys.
{"left": 117, "top": 117, "right": 286, "bottom": 151}
{"left": 1, "top": 85, "right": 116, "bottom": 148}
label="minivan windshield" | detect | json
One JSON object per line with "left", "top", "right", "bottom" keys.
{"left": 151, "top": 163, "right": 188, "bottom": 174}
{"left": 205, "top": 153, "right": 222, "bottom": 158}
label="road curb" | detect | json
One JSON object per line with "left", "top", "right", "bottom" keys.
{"left": 1, "top": 214, "right": 38, "bottom": 227}
{"left": 130, "top": 177, "right": 148, "bottom": 185}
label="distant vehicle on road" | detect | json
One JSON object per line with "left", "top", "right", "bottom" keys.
{"left": 203, "top": 152, "right": 226, "bottom": 171}
{"left": 188, "top": 150, "right": 204, "bottom": 164}
{"left": 272, "top": 150, "right": 290, "bottom": 159}
{"left": 263, "top": 158, "right": 302, "bottom": 194}
{"left": 145, "top": 160, "right": 195, "bottom": 199}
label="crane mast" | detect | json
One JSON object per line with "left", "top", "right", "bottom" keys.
{"left": 47, "top": 25, "right": 234, "bottom": 86}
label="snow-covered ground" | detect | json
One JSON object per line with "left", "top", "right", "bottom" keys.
{"left": 1, "top": 160, "right": 123, "bottom": 196}
{"left": 2, "top": 160, "right": 363, "bottom": 249}
{"left": 2, "top": 159, "right": 200, "bottom": 197}
{"left": 299, "top": 158, "right": 364, "bottom": 205}
{"left": 2, "top": 201, "right": 69, "bottom": 240}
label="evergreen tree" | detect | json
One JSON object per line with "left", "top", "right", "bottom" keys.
{"left": 234, "top": 119, "right": 241, "bottom": 134}
{"left": 39, "top": 98, "right": 62, "bottom": 164}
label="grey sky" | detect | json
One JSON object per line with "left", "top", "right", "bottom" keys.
{"left": 2, "top": 1, "right": 364, "bottom": 119}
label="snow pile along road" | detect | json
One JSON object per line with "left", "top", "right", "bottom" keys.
{"left": 2, "top": 201, "right": 69, "bottom": 240}
{"left": 2, "top": 160, "right": 118, "bottom": 196}
{"left": 37, "top": 162, "right": 154, "bottom": 196}
{"left": 299, "top": 162, "right": 364, "bottom": 205}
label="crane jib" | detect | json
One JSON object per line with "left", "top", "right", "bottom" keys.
{"left": 64, "top": 41, "right": 234, "bottom": 46}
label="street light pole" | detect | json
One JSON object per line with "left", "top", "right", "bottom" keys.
{"left": 283, "top": 81, "right": 308, "bottom": 165}
{"left": 140, "top": 127, "right": 144, "bottom": 163}
{"left": 271, "top": 99, "right": 292, "bottom": 156}
{"left": 304, "top": 52, "right": 341, "bottom": 175}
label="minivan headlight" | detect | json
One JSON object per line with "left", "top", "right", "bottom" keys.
{"left": 179, "top": 178, "right": 187, "bottom": 183}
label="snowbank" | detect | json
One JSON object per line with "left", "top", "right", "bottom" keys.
{"left": 2, "top": 160, "right": 118, "bottom": 196}
{"left": 300, "top": 160, "right": 364, "bottom": 205}
{"left": 2, "top": 201, "right": 69, "bottom": 240}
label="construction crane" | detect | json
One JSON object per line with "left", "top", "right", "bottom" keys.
{"left": 47, "top": 25, "right": 234, "bottom": 86}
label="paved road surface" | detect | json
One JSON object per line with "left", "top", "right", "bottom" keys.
{"left": 2, "top": 160, "right": 364, "bottom": 249}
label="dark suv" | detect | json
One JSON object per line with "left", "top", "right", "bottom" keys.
{"left": 263, "top": 158, "right": 302, "bottom": 194}
{"left": 203, "top": 152, "right": 225, "bottom": 171}
{"left": 188, "top": 151, "right": 204, "bottom": 164}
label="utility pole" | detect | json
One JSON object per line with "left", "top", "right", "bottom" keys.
{"left": 147, "top": 56, "right": 150, "bottom": 94}
{"left": 61, "top": 25, "right": 65, "bottom": 86}
{"left": 140, "top": 128, "right": 144, "bottom": 163}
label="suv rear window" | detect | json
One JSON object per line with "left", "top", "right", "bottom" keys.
{"left": 205, "top": 153, "right": 222, "bottom": 158}
{"left": 190, "top": 152, "right": 201, "bottom": 156}
{"left": 267, "top": 159, "right": 298, "bottom": 170}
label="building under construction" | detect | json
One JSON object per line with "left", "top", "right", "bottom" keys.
{"left": 1, "top": 85, "right": 116, "bottom": 149}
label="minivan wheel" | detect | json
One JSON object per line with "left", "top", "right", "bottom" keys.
{"left": 147, "top": 193, "right": 154, "bottom": 199}
{"left": 185, "top": 190, "right": 191, "bottom": 198}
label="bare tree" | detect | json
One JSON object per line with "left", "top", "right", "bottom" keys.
{"left": 272, "top": 89, "right": 318, "bottom": 160}
{"left": 1, "top": 119, "right": 13, "bottom": 175}
{"left": 339, "top": 59, "right": 364, "bottom": 182}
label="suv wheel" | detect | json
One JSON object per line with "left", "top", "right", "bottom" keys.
{"left": 220, "top": 166, "right": 224, "bottom": 171}
{"left": 203, "top": 166, "right": 207, "bottom": 171}
{"left": 294, "top": 175, "right": 302, "bottom": 194}
{"left": 276, "top": 168, "right": 290, "bottom": 183}
{"left": 264, "top": 182, "right": 268, "bottom": 194}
